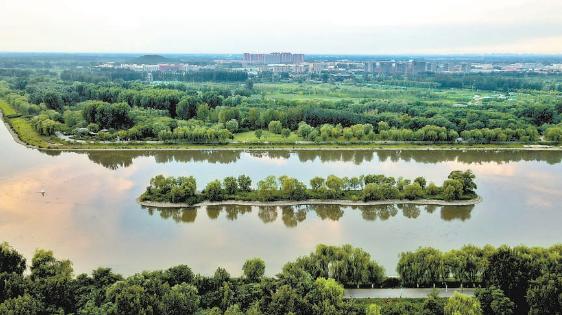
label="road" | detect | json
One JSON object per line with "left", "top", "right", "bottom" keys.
{"left": 345, "top": 288, "right": 476, "bottom": 299}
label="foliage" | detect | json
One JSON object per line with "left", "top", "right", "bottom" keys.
{"left": 444, "top": 292, "right": 482, "bottom": 315}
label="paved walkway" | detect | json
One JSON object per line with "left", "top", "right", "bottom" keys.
{"left": 345, "top": 288, "right": 476, "bottom": 298}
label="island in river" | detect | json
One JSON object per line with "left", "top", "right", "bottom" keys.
{"left": 138, "top": 171, "right": 479, "bottom": 208}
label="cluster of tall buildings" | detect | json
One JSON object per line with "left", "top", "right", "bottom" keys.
{"left": 243, "top": 52, "right": 304, "bottom": 65}
{"left": 365, "top": 60, "right": 428, "bottom": 75}
{"left": 364, "top": 60, "right": 471, "bottom": 75}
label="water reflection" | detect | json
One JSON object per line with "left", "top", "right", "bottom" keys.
{"left": 142, "top": 204, "right": 475, "bottom": 226}
{"left": 52, "top": 149, "right": 562, "bottom": 170}
{"left": 2, "top": 120, "right": 561, "bottom": 276}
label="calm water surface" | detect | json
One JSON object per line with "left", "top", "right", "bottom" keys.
{"left": 1, "top": 121, "right": 561, "bottom": 276}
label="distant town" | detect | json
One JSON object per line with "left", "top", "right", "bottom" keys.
{"left": 96, "top": 52, "right": 562, "bottom": 82}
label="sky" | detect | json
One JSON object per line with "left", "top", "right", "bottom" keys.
{"left": 1, "top": 0, "right": 562, "bottom": 54}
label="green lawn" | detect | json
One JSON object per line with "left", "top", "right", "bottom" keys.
{"left": 233, "top": 130, "right": 302, "bottom": 143}
{"left": 0, "top": 100, "right": 17, "bottom": 116}
{"left": 0, "top": 100, "right": 52, "bottom": 148}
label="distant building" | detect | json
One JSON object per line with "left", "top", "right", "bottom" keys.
{"left": 243, "top": 52, "right": 304, "bottom": 65}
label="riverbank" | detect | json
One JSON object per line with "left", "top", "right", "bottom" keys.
{"left": 2, "top": 102, "right": 561, "bottom": 152}
{"left": 139, "top": 196, "right": 481, "bottom": 208}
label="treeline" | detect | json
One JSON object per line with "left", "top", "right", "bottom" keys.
{"left": 397, "top": 244, "right": 562, "bottom": 314}
{"left": 152, "top": 70, "right": 249, "bottom": 82}
{"left": 60, "top": 69, "right": 145, "bottom": 83}
{"left": 139, "top": 170, "right": 477, "bottom": 204}
{"left": 424, "top": 73, "right": 561, "bottom": 92}
{"left": 1, "top": 242, "right": 560, "bottom": 314}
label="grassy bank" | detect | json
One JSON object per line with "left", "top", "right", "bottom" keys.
{"left": 0, "top": 101, "right": 54, "bottom": 148}
{"left": 1, "top": 99, "right": 561, "bottom": 151}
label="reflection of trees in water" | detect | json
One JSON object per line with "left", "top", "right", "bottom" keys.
{"left": 84, "top": 150, "right": 241, "bottom": 170}
{"left": 280, "top": 206, "right": 307, "bottom": 228}
{"left": 225, "top": 205, "right": 251, "bottom": 220}
{"left": 257, "top": 206, "right": 278, "bottom": 223}
{"left": 378, "top": 150, "right": 562, "bottom": 165}
{"left": 143, "top": 203, "right": 474, "bottom": 225}
{"left": 206, "top": 205, "right": 222, "bottom": 219}
{"left": 425, "top": 204, "right": 438, "bottom": 214}
{"left": 66, "top": 148, "right": 562, "bottom": 170}
{"left": 440, "top": 205, "right": 474, "bottom": 221}
{"left": 399, "top": 204, "right": 421, "bottom": 219}
{"left": 312, "top": 204, "right": 344, "bottom": 221}
{"left": 250, "top": 151, "right": 291, "bottom": 160}
{"left": 38, "top": 149, "right": 62, "bottom": 157}
{"left": 144, "top": 206, "right": 197, "bottom": 223}
{"left": 358, "top": 205, "right": 399, "bottom": 221}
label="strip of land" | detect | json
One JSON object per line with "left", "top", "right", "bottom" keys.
{"left": 139, "top": 197, "right": 481, "bottom": 208}
{"left": 2, "top": 101, "right": 561, "bottom": 151}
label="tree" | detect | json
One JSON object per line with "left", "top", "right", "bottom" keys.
{"left": 0, "top": 294, "right": 43, "bottom": 315}
{"left": 279, "top": 176, "right": 307, "bottom": 200}
{"left": 257, "top": 176, "right": 278, "bottom": 201}
{"left": 225, "top": 119, "right": 239, "bottom": 133}
{"left": 397, "top": 247, "right": 444, "bottom": 287}
{"left": 281, "top": 128, "right": 291, "bottom": 138}
{"left": 526, "top": 272, "right": 561, "bottom": 315}
{"left": 482, "top": 246, "right": 539, "bottom": 313}
{"left": 237, "top": 175, "right": 252, "bottom": 192}
{"left": 268, "top": 120, "right": 283, "bottom": 134}
{"left": 176, "top": 96, "right": 199, "bottom": 120}
{"left": 223, "top": 176, "right": 238, "bottom": 195}
{"left": 310, "top": 177, "right": 325, "bottom": 191}
{"left": 106, "top": 282, "right": 147, "bottom": 315}
{"left": 165, "top": 265, "right": 194, "bottom": 286}
{"left": 242, "top": 258, "right": 265, "bottom": 282}
{"left": 325, "top": 175, "right": 344, "bottom": 197}
{"left": 422, "top": 290, "right": 444, "bottom": 315}
{"left": 362, "top": 183, "right": 384, "bottom": 201}
{"left": 414, "top": 176, "right": 427, "bottom": 189}
{"left": 224, "top": 304, "right": 244, "bottom": 315}
{"left": 426, "top": 182, "right": 441, "bottom": 196}
{"left": 366, "top": 303, "right": 382, "bottom": 315}
{"left": 475, "top": 286, "right": 514, "bottom": 315}
{"left": 444, "top": 292, "right": 482, "bottom": 315}
{"left": 403, "top": 182, "right": 424, "bottom": 200}
{"left": 255, "top": 129, "right": 263, "bottom": 139}
{"left": 162, "top": 283, "right": 200, "bottom": 315}
{"left": 268, "top": 285, "right": 302, "bottom": 315}
{"left": 443, "top": 179, "right": 464, "bottom": 201}
{"left": 448, "top": 170, "right": 477, "bottom": 194}
{"left": 42, "top": 90, "right": 64, "bottom": 111}
{"left": 205, "top": 180, "right": 224, "bottom": 201}
{"left": 305, "top": 278, "right": 345, "bottom": 315}
{"left": 0, "top": 242, "right": 26, "bottom": 274}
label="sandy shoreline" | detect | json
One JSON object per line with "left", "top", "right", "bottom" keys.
{"left": 138, "top": 196, "right": 481, "bottom": 208}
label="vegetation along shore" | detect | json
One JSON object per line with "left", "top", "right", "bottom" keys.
{"left": 1, "top": 242, "right": 560, "bottom": 314}
{"left": 139, "top": 170, "right": 479, "bottom": 206}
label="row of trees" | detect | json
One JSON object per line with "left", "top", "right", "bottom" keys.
{"left": 397, "top": 244, "right": 562, "bottom": 314}
{"left": 1, "top": 242, "right": 559, "bottom": 314}
{"left": 140, "top": 170, "right": 477, "bottom": 204}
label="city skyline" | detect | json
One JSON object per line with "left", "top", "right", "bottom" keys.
{"left": 1, "top": 0, "right": 562, "bottom": 54}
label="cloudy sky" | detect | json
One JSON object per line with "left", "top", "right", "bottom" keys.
{"left": 1, "top": 0, "right": 561, "bottom": 54}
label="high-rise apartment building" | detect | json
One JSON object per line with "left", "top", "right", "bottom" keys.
{"left": 243, "top": 52, "right": 304, "bottom": 64}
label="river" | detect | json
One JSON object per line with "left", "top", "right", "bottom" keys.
{"left": 0, "top": 120, "right": 561, "bottom": 277}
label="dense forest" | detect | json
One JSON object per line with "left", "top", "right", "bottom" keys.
{"left": 0, "top": 59, "right": 561, "bottom": 146}
{"left": 139, "top": 170, "right": 477, "bottom": 204}
{"left": 1, "top": 242, "right": 560, "bottom": 314}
